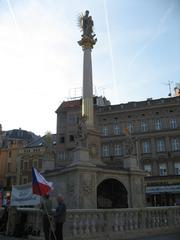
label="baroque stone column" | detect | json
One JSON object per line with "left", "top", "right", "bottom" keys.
{"left": 82, "top": 47, "right": 94, "bottom": 128}
{"left": 78, "top": 10, "right": 97, "bottom": 129}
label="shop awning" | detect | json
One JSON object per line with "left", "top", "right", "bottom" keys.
{"left": 146, "top": 185, "right": 180, "bottom": 194}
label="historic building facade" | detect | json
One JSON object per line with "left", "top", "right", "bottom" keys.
{"left": 0, "top": 127, "right": 56, "bottom": 189}
{"left": 16, "top": 134, "right": 56, "bottom": 185}
{"left": 55, "top": 95, "right": 180, "bottom": 206}
{"left": 0, "top": 127, "right": 38, "bottom": 190}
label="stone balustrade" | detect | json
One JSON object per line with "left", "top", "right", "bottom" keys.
{"left": 1, "top": 207, "right": 180, "bottom": 239}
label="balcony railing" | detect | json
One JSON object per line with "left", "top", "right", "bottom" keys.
{"left": 2, "top": 206, "right": 177, "bottom": 240}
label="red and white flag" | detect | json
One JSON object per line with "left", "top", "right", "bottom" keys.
{"left": 32, "top": 167, "right": 53, "bottom": 196}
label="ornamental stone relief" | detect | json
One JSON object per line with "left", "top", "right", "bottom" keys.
{"left": 67, "top": 178, "right": 77, "bottom": 207}
{"left": 134, "top": 178, "right": 141, "bottom": 194}
{"left": 80, "top": 174, "right": 95, "bottom": 195}
{"left": 89, "top": 144, "right": 98, "bottom": 158}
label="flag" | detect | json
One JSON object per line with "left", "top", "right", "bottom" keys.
{"left": 32, "top": 167, "right": 53, "bottom": 196}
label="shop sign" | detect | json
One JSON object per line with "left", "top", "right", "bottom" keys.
{"left": 146, "top": 185, "right": 180, "bottom": 194}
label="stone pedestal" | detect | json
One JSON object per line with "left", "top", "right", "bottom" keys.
{"left": 123, "top": 156, "right": 139, "bottom": 170}
{"left": 70, "top": 146, "right": 95, "bottom": 167}
{"left": 46, "top": 164, "right": 145, "bottom": 209}
{"left": 86, "top": 128, "right": 104, "bottom": 165}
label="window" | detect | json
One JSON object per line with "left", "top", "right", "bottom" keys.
{"left": 59, "top": 136, "right": 65, "bottom": 144}
{"left": 144, "top": 164, "right": 152, "bottom": 175}
{"left": 38, "top": 159, "right": 42, "bottom": 169}
{"left": 33, "top": 160, "right": 38, "bottom": 169}
{"left": 6, "top": 177, "right": 11, "bottom": 187}
{"left": 59, "top": 152, "right": 66, "bottom": 161}
{"left": 23, "top": 161, "right": 28, "bottom": 170}
{"left": 171, "top": 138, "right": 180, "bottom": 151}
{"left": 156, "top": 138, "right": 165, "bottom": 152}
{"left": 102, "top": 126, "right": 108, "bottom": 136}
{"left": 155, "top": 119, "right": 162, "bottom": 130}
{"left": 69, "top": 135, "right": 75, "bottom": 142}
{"left": 8, "top": 150, "right": 12, "bottom": 158}
{"left": 169, "top": 118, "right": 177, "bottom": 129}
{"left": 29, "top": 160, "right": 32, "bottom": 168}
{"left": 7, "top": 162, "right": 11, "bottom": 172}
{"left": 102, "top": 145, "right": 109, "bottom": 157}
{"left": 113, "top": 125, "right": 120, "bottom": 135}
{"left": 127, "top": 122, "right": 133, "bottom": 133}
{"left": 114, "top": 144, "right": 123, "bottom": 156}
{"left": 141, "top": 120, "right": 148, "bottom": 132}
{"left": 22, "top": 177, "right": 28, "bottom": 184}
{"left": 68, "top": 114, "right": 76, "bottom": 125}
{"left": 59, "top": 113, "right": 66, "bottom": 128}
{"left": 159, "top": 163, "right": 167, "bottom": 176}
{"left": 142, "top": 140, "right": 150, "bottom": 153}
{"left": 174, "top": 163, "right": 180, "bottom": 175}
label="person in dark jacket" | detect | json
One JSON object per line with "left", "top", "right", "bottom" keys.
{"left": 0, "top": 207, "right": 8, "bottom": 233}
{"left": 54, "top": 194, "right": 66, "bottom": 240}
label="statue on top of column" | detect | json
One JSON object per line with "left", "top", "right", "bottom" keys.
{"left": 78, "top": 10, "right": 97, "bottom": 48}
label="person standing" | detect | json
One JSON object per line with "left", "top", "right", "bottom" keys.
{"left": 54, "top": 194, "right": 66, "bottom": 240}
{"left": 41, "top": 194, "right": 53, "bottom": 240}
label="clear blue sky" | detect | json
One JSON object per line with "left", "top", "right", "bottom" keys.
{"left": 0, "top": 0, "right": 179, "bottom": 135}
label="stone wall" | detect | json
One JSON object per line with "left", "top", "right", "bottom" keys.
{"left": 1, "top": 206, "right": 179, "bottom": 240}
{"left": 46, "top": 166, "right": 145, "bottom": 209}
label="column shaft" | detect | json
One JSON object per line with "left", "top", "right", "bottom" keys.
{"left": 82, "top": 48, "right": 94, "bottom": 128}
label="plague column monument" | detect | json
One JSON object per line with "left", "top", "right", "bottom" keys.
{"left": 47, "top": 11, "right": 145, "bottom": 209}
{"left": 72, "top": 11, "right": 100, "bottom": 166}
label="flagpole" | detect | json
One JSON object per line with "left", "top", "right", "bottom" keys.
{"left": 42, "top": 199, "right": 57, "bottom": 240}
{"left": 32, "top": 167, "right": 56, "bottom": 239}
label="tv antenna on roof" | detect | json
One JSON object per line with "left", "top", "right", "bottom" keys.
{"left": 163, "top": 81, "right": 173, "bottom": 97}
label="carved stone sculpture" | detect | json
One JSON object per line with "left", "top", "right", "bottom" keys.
{"left": 78, "top": 10, "right": 97, "bottom": 49}
{"left": 76, "top": 115, "right": 88, "bottom": 147}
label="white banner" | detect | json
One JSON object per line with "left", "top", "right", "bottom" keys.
{"left": 11, "top": 183, "right": 40, "bottom": 206}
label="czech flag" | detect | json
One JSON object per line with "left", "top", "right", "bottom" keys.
{"left": 32, "top": 167, "right": 53, "bottom": 196}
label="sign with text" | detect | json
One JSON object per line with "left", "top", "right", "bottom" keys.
{"left": 11, "top": 183, "right": 40, "bottom": 206}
